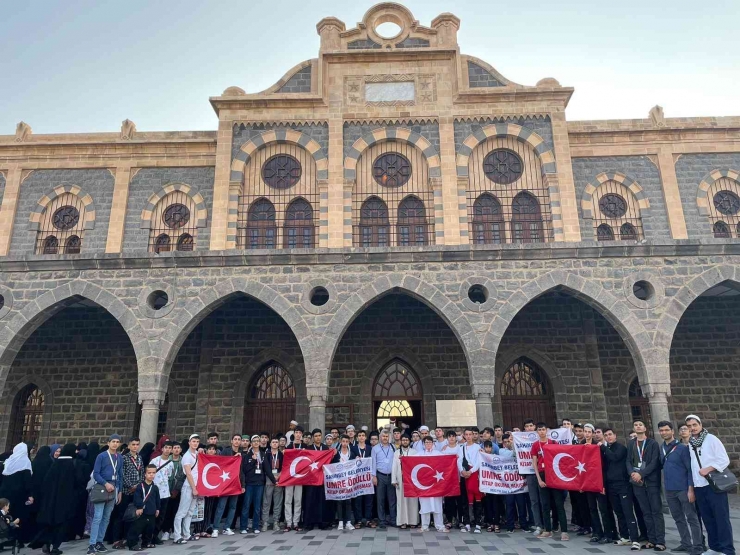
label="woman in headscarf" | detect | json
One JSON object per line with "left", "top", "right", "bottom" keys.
{"left": 84, "top": 443, "right": 100, "bottom": 537}
{"left": 70, "top": 446, "right": 92, "bottom": 540}
{"left": 31, "top": 443, "right": 78, "bottom": 554}
{"left": 0, "top": 443, "right": 34, "bottom": 543}
{"left": 28, "top": 446, "right": 52, "bottom": 543}
{"left": 48, "top": 445, "right": 61, "bottom": 460}
{"left": 138, "top": 442, "right": 155, "bottom": 466}
{"left": 150, "top": 436, "right": 169, "bottom": 461}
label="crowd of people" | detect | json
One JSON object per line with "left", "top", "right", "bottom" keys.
{"left": 0, "top": 414, "right": 733, "bottom": 555}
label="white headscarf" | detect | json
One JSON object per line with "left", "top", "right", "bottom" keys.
{"left": 2, "top": 443, "right": 32, "bottom": 476}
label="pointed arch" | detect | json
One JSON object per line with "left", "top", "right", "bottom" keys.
{"left": 29, "top": 185, "right": 96, "bottom": 231}
{"left": 0, "top": 374, "right": 54, "bottom": 450}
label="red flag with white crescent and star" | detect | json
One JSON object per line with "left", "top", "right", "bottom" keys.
{"left": 542, "top": 444, "right": 603, "bottom": 492}
{"left": 401, "top": 455, "right": 460, "bottom": 498}
{"left": 278, "top": 449, "right": 334, "bottom": 487}
{"left": 198, "top": 453, "right": 243, "bottom": 497}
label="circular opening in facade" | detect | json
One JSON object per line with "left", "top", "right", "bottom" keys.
{"left": 309, "top": 287, "right": 329, "bottom": 307}
{"left": 468, "top": 284, "right": 489, "bottom": 305}
{"left": 632, "top": 281, "right": 654, "bottom": 301}
{"left": 483, "top": 149, "right": 523, "bottom": 185}
{"left": 147, "top": 290, "right": 169, "bottom": 311}
{"left": 375, "top": 21, "right": 402, "bottom": 39}
{"left": 0, "top": 295, "right": 4, "bottom": 310}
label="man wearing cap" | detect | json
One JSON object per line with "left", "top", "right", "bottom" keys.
{"left": 88, "top": 434, "right": 123, "bottom": 555}
{"left": 173, "top": 434, "right": 201, "bottom": 544}
{"left": 284, "top": 426, "right": 305, "bottom": 531}
{"left": 346, "top": 425, "right": 357, "bottom": 447}
{"left": 685, "top": 414, "right": 734, "bottom": 555}
{"left": 285, "top": 421, "right": 298, "bottom": 445}
{"left": 413, "top": 426, "right": 429, "bottom": 452}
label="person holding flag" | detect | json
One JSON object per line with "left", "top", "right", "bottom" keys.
{"left": 531, "top": 422, "right": 569, "bottom": 541}
{"left": 304, "top": 429, "right": 331, "bottom": 531}
{"left": 457, "top": 428, "right": 483, "bottom": 534}
{"left": 417, "top": 436, "right": 446, "bottom": 533}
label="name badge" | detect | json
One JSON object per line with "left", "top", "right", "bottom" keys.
{"left": 255, "top": 469, "right": 262, "bottom": 474}
{"left": 272, "top": 469, "right": 278, "bottom": 474}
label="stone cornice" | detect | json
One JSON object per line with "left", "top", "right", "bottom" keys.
{"left": 1, "top": 241, "right": 739, "bottom": 273}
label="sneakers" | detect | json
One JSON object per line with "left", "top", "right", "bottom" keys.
{"left": 87, "top": 547, "right": 96, "bottom": 555}
{"left": 253, "top": 529, "right": 260, "bottom": 535}
{"left": 615, "top": 538, "right": 632, "bottom": 546}
{"left": 223, "top": 529, "right": 235, "bottom": 536}
{"left": 211, "top": 530, "right": 219, "bottom": 538}
{"left": 474, "top": 526, "right": 482, "bottom": 534}
{"left": 338, "top": 522, "right": 344, "bottom": 531}
{"left": 632, "top": 543, "right": 642, "bottom": 551}
{"left": 260, "top": 525, "right": 268, "bottom": 533}
{"left": 532, "top": 527, "right": 543, "bottom": 536}
{"left": 462, "top": 524, "right": 471, "bottom": 533}
{"left": 94, "top": 544, "right": 108, "bottom": 553}
{"left": 346, "top": 522, "right": 355, "bottom": 531}
{"left": 240, "top": 530, "right": 248, "bottom": 535}
{"left": 160, "top": 533, "right": 169, "bottom": 542}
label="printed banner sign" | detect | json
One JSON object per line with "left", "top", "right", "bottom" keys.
{"left": 323, "top": 457, "right": 374, "bottom": 501}
{"left": 513, "top": 428, "right": 573, "bottom": 475}
{"left": 479, "top": 452, "right": 528, "bottom": 495}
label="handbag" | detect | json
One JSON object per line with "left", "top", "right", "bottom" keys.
{"left": 691, "top": 444, "right": 738, "bottom": 493}
{"left": 89, "top": 484, "right": 114, "bottom": 504}
{"left": 123, "top": 502, "right": 138, "bottom": 522}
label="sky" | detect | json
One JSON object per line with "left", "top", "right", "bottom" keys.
{"left": 1, "top": 0, "right": 738, "bottom": 135}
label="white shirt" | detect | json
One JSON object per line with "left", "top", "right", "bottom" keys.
{"left": 457, "top": 443, "right": 482, "bottom": 474}
{"left": 688, "top": 433, "right": 730, "bottom": 488}
{"left": 434, "top": 440, "right": 447, "bottom": 452}
{"left": 182, "top": 450, "right": 199, "bottom": 488}
{"left": 440, "top": 443, "right": 460, "bottom": 456}
{"left": 150, "top": 455, "right": 173, "bottom": 498}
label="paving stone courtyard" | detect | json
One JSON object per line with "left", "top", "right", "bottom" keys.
{"left": 56, "top": 496, "right": 740, "bottom": 555}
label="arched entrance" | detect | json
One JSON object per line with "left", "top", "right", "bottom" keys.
{"left": 628, "top": 377, "right": 652, "bottom": 435}
{"left": 243, "top": 362, "right": 296, "bottom": 437}
{"left": 8, "top": 384, "right": 44, "bottom": 447}
{"left": 373, "top": 359, "right": 423, "bottom": 431}
{"left": 500, "top": 357, "right": 556, "bottom": 429}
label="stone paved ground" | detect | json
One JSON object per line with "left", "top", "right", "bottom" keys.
{"left": 57, "top": 496, "right": 740, "bottom": 555}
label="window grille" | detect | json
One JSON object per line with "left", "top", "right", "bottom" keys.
{"left": 707, "top": 178, "right": 740, "bottom": 238}
{"left": 353, "top": 140, "right": 435, "bottom": 247}
{"left": 237, "top": 142, "right": 319, "bottom": 249}
{"left": 9, "top": 384, "right": 44, "bottom": 447}
{"left": 373, "top": 360, "right": 421, "bottom": 399}
{"left": 148, "top": 191, "right": 199, "bottom": 253}
{"left": 590, "top": 180, "right": 643, "bottom": 241}
{"left": 466, "top": 135, "right": 553, "bottom": 244}
{"left": 500, "top": 357, "right": 557, "bottom": 429}
{"left": 35, "top": 193, "right": 86, "bottom": 254}
{"left": 243, "top": 362, "right": 296, "bottom": 437}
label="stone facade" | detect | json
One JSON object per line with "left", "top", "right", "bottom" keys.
{"left": 0, "top": 3, "right": 739, "bottom": 455}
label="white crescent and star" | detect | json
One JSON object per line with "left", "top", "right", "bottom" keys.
{"left": 551, "top": 453, "right": 586, "bottom": 482}
{"left": 201, "top": 462, "right": 231, "bottom": 490}
{"left": 289, "top": 456, "right": 312, "bottom": 478}
{"left": 410, "top": 464, "right": 446, "bottom": 490}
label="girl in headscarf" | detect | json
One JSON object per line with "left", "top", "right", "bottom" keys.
{"left": 31, "top": 444, "right": 78, "bottom": 554}
{"left": 138, "top": 443, "right": 155, "bottom": 466}
{"left": 0, "top": 443, "right": 34, "bottom": 543}
{"left": 70, "top": 446, "right": 92, "bottom": 540}
{"left": 84, "top": 443, "right": 100, "bottom": 536}
{"left": 48, "top": 445, "right": 61, "bottom": 460}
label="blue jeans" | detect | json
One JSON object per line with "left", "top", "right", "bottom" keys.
{"left": 241, "top": 485, "right": 264, "bottom": 531}
{"left": 90, "top": 498, "right": 116, "bottom": 546}
{"left": 212, "top": 495, "right": 238, "bottom": 531}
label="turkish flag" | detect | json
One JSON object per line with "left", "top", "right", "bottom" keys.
{"left": 198, "top": 454, "right": 242, "bottom": 497}
{"left": 278, "top": 449, "right": 334, "bottom": 486}
{"left": 401, "top": 455, "right": 460, "bottom": 498}
{"left": 542, "top": 444, "right": 603, "bottom": 493}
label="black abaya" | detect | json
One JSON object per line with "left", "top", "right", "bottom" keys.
{"left": 31, "top": 444, "right": 77, "bottom": 550}
{"left": 0, "top": 469, "right": 33, "bottom": 542}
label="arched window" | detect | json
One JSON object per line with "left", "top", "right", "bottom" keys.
{"left": 472, "top": 193, "right": 505, "bottom": 245}
{"left": 511, "top": 192, "right": 543, "bottom": 243}
{"left": 620, "top": 223, "right": 638, "bottom": 241}
{"left": 35, "top": 192, "right": 87, "bottom": 255}
{"left": 147, "top": 191, "right": 200, "bottom": 253}
{"left": 8, "top": 384, "right": 45, "bottom": 447}
{"left": 500, "top": 357, "right": 556, "bottom": 429}
{"left": 246, "top": 198, "right": 277, "bottom": 249}
{"left": 373, "top": 359, "right": 423, "bottom": 430}
{"left": 237, "top": 141, "right": 319, "bottom": 250}
{"left": 597, "top": 223, "right": 615, "bottom": 241}
{"left": 397, "top": 196, "right": 428, "bottom": 246}
{"left": 628, "top": 378, "right": 652, "bottom": 434}
{"left": 714, "top": 221, "right": 731, "bottom": 239}
{"left": 243, "top": 362, "right": 296, "bottom": 436}
{"left": 359, "top": 196, "right": 390, "bottom": 247}
{"left": 284, "top": 198, "right": 315, "bottom": 248}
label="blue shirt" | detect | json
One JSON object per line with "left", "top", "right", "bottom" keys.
{"left": 93, "top": 450, "right": 123, "bottom": 491}
{"left": 371, "top": 443, "right": 395, "bottom": 476}
{"left": 660, "top": 440, "right": 694, "bottom": 491}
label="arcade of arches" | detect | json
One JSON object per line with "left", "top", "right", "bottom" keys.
{"left": 1, "top": 283, "right": 740, "bottom": 473}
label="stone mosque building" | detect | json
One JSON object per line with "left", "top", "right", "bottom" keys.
{"left": 0, "top": 4, "right": 739, "bottom": 465}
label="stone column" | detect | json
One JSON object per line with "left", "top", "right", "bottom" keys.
{"left": 308, "top": 390, "right": 327, "bottom": 433}
{"left": 138, "top": 399, "right": 161, "bottom": 445}
{"left": 0, "top": 167, "right": 22, "bottom": 256}
{"left": 549, "top": 111, "right": 582, "bottom": 242}
{"left": 656, "top": 148, "right": 689, "bottom": 239}
{"left": 209, "top": 119, "right": 235, "bottom": 250}
{"left": 475, "top": 393, "right": 493, "bottom": 429}
{"left": 105, "top": 164, "right": 132, "bottom": 253}
{"left": 648, "top": 391, "right": 671, "bottom": 438}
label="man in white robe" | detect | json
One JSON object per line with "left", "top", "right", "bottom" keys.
{"left": 391, "top": 435, "right": 419, "bottom": 528}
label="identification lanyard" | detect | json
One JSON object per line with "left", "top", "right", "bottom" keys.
{"left": 141, "top": 483, "right": 153, "bottom": 503}
{"left": 340, "top": 449, "right": 350, "bottom": 463}
{"left": 107, "top": 451, "right": 118, "bottom": 480}
{"left": 662, "top": 442, "right": 678, "bottom": 459}
{"left": 357, "top": 445, "right": 367, "bottom": 457}
{"left": 272, "top": 452, "right": 279, "bottom": 473}
{"left": 130, "top": 454, "right": 141, "bottom": 472}
{"left": 380, "top": 445, "right": 392, "bottom": 460}
{"left": 636, "top": 440, "right": 646, "bottom": 466}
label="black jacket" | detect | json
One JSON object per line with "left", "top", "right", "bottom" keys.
{"left": 242, "top": 448, "right": 276, "bottom": 486}
{"left": 625, "top": 437, "right": 661, "bottom": 487}
{"left": 600, "top": 441, "right": 630, "bottom": 484}
{"left": 133, "top": 482, "right": 161, "bottom": 516}
{"left": 350, "top": 443, "right": 371, "bottom": 459}
{"left": 331, "top": 448, "right": 358, "bottom": 464}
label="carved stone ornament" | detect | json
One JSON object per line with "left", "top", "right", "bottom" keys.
{"left": 649, "top": 105, "right": 665, "bottom": 128}
{"left": 121, "top": 119, "right": 137, "bottom": 140}
{"left": 15, "top": 121, "right": 32, "bottom": 142}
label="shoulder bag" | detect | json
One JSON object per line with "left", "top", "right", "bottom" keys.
{"left": 691, "top": 444, "right": 738, "bottom": 493}
{"left": 89, "top": 484, "right": 114, "bottom": 504}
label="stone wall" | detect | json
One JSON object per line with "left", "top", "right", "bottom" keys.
{"left": 572, "top": 156, "right": 671, "bottom": 241}
{"left": 122, "top": 167, "right": 215, "bottom": 252}
{"left": 669, "top": 294, "right": 740, "bottom": 470}
{"left": 4, "top": 305, "right": 138, "bottom": 445}
{"left": 277, "top": 65, "right": 312, "bottom": 93}
{"left": 329, "top": 294, "right": 470, "bottom": 427}
{"left": 453, "top": 116, "right": 554, "bottom": 155}
{"left": 343, "top": 121, "right": 440, "bottom": 159}
{"left": 467, "top": 61, "right": 504, "bottom": 88}
{"left": 8, "top": 169, "right": 114, "bottom": 257}
{"left": 675, "top": 153, "right": 740, "bottom": 239}
{"left": 0, "top": 172, "right": 5, "bottom": 209}
{"left": 232, "top": 123, "right": 329, "bottom": 163}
